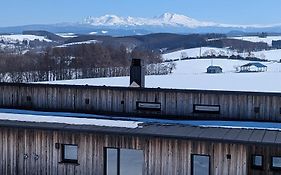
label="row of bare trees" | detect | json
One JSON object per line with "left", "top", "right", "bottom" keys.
{"left": 0, "top": 43, "right": 175, "bottom": 83}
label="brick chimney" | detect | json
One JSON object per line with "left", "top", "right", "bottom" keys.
{"left": 130, "top": 58, "right": 145, "bottom": 88}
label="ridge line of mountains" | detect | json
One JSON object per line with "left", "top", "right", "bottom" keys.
{"left": 2, "top": 13, "right": 281, "bottom": 36}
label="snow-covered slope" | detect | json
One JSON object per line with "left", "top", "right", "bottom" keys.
{"left": 162, "top": 47, "right": 237, "bottom": 60}
{"left": 56, "top": 40, "right": 100, "bottom": 47}
{"left": 162, "top": 46, "right": 281, "bottom": 62}
{"left": 251, "top": 49, "right": 281, "bottom": 61}
{"left": 40, "top": 59, "right": 281, "bottom": 93}
{"left": 231, "top": 36, "right": 281, "bottom": 46}
{"left": 0, "top": 34, "right": 51, "bottom": 43}
{"left": 56, "top": 33, "right": 77, "bottom": 38}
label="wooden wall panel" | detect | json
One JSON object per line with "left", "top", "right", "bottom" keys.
{"left": 0, "top": 84, "right": 280, "bottom": 122}
{"left": 0, "top": 126, "right": 255, "bottom": 175}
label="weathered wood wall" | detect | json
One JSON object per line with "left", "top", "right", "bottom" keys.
{"left": 247, "top": 144, "right": 281, "bottom": 175}
{"left": 0, "top": 126, "right": 250, "bottom": 175}
{"left": 0, "top": 83, "right": 280, "bottom": 122}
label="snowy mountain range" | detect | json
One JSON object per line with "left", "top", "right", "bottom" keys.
{"left": 83, "top": 13, "right": 217, "bottom": 28}
{"left": 2, "top": 13, "right": 281, "bottom": 36}
{"left": 83, "top": 12, "right": 281, "bottom": 29}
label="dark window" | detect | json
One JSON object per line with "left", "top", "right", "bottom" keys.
{"left": 85, "top": 98, "right": 90, "bottom": 104}
{"left": 252, "top": 155, "right": 263, "bottom": 169}
{"left": 191, "top": 154, "right": 210, "bottom": 175}
{"left": 227, "top": 154, "right": 231, "bottom": 160}
{"left": 62, "top": 144, "right": 78, "bottom": 163}
{"left": 280, "top": 108, "right": 281, "bottom": 114}
{"left": 26, "top": 96, "right": 32, "bottom": 102}
{"left": 254, "top": 107, "right": 260, "bottom": 114}
{"left": 136, "top": 101, "right": 161, "bottom": 111}
{"left": 105, "top": 148, "right": 144, "bottom": 175}
{"left": 271, "top": 156, "right": 281, "bottom": 170}
{"left": 193, "top": 104, "right": 220, "bottom": 114}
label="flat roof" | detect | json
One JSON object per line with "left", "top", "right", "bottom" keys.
{"left": 0, "top": 108, "right": 280, "bottom": 146}
{"left": 2, "top": 82, "right": 281, "bottom": 97}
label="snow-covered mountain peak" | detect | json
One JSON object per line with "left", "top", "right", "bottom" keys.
{"left": 156, "top": 12, "right": 215, "bottom": 27}
{"left": 83, "top": 13, "right": 281, "bottom": 29}
{"left": 84, "top": 14, "right": 127, "bottom": 26}
{"left": 83, "top": 13, "right": 217, "bottom": 28}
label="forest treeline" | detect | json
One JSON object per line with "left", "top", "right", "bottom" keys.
{"left": 0, "top": 43, "right": 175, "bottom": 83}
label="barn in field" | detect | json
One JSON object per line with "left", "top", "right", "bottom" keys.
{"left": 237, "top": 62, "right": 267, "bottom": 73}
{"left": 0, "top": 59, "right": 280, "bottom": 175}
{"left": 206, "top": 65, "right": 223, "bottom": 73}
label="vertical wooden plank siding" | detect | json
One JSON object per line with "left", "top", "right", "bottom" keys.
{"left": 0, "top": 84, "right": 280, "bottom": 122}
{"left": 0, "top": 127, "right": 253, "bottom": 175}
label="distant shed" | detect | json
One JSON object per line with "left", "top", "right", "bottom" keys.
{"left": 238, "top": 62, "right": 267, "bottom": 72}
{"left": 207, "top": 66, "right": 223, "bottom": 74}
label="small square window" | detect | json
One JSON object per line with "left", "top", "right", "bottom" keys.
{"left": 26, "top": 96, "right": 32, "bottom": 102}
{"left": 252, "top": 155, "right": 263, "bottom": 169}
{"left": 62, "top": 144, "right": 78, "bottom": 164}
{"left": 254, "top": 107, "right": 260, "bottom": 114}
{"left": 226, "top": 154, "right": 231, "bottom": 160}
{"left": 272, "top": 156, "right": 281, "bottom": 170}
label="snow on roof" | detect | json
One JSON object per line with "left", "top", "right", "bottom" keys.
{"left": 2, "top": 108, "right": 281, "bottom": 145}
{"left": 240, "top": 62, "right": 267, "bottom": 68}
{"left": 207, "top": 65, "right": 222, "bottom": 69}
{"left": 1, "top": 108, "right": 281, "bottom": 131}
{"left": 0, "top": 109, "right": 142, "bottom": 129}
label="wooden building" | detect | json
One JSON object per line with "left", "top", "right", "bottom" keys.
{"left": 237, "top": 62, "right": 267, "bottom": 73}
{"left": 0, "top": 110, "right": 281, "bottom": 175}
{"left": 206, "top": 66, "right": 223, "bottom": 74}
{"left": 0, "top": 81, "right": 280, "bottom": 174}
{"left": 0, "top": 83, "right": 280, "bottom": 122}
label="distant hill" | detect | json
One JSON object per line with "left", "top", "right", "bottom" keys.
{"left": 65, "top": 33, "right": 220, "bottom": 51}
{"left": 22, "top": 30, "right": 65, "bottom": 42}
{"left": 65, "top": 33, "right": 268, "bottom": 53}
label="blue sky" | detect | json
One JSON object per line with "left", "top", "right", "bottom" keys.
{"left": 1, "top": 0, "right": 281, "bottom": 27}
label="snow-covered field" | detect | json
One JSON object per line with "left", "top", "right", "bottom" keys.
{"left": 57, "top": 40, "right": 100, "bottom": 47}
{"left": 231, "top": 36, "right": 281, "bottom": 46}
{"left": 56, "top": 33, "right": 77, "bottom": 38}
{"left": 0, "top": 34, "right": 51, "bottom": 43}
{"left": 162, "top": 47, "right": 237, "bottom": 60}
{"left": 163, "top": 46, "right": 281, "bottom": 62}
{"left": 40, "top": 58, "right": 281, "bottom": 93}
{"left": 252, "top": 49, "right": 281, "bottom": 61}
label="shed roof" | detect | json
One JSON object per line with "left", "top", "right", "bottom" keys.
{"left": 207, "top": 66, "right": 222, "bottom": 69}
{"left": 241, "top": 62, "right": 267, "bottom": 68}
{"left": 0, "top": 108, "right": 279, "bottom": 146}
